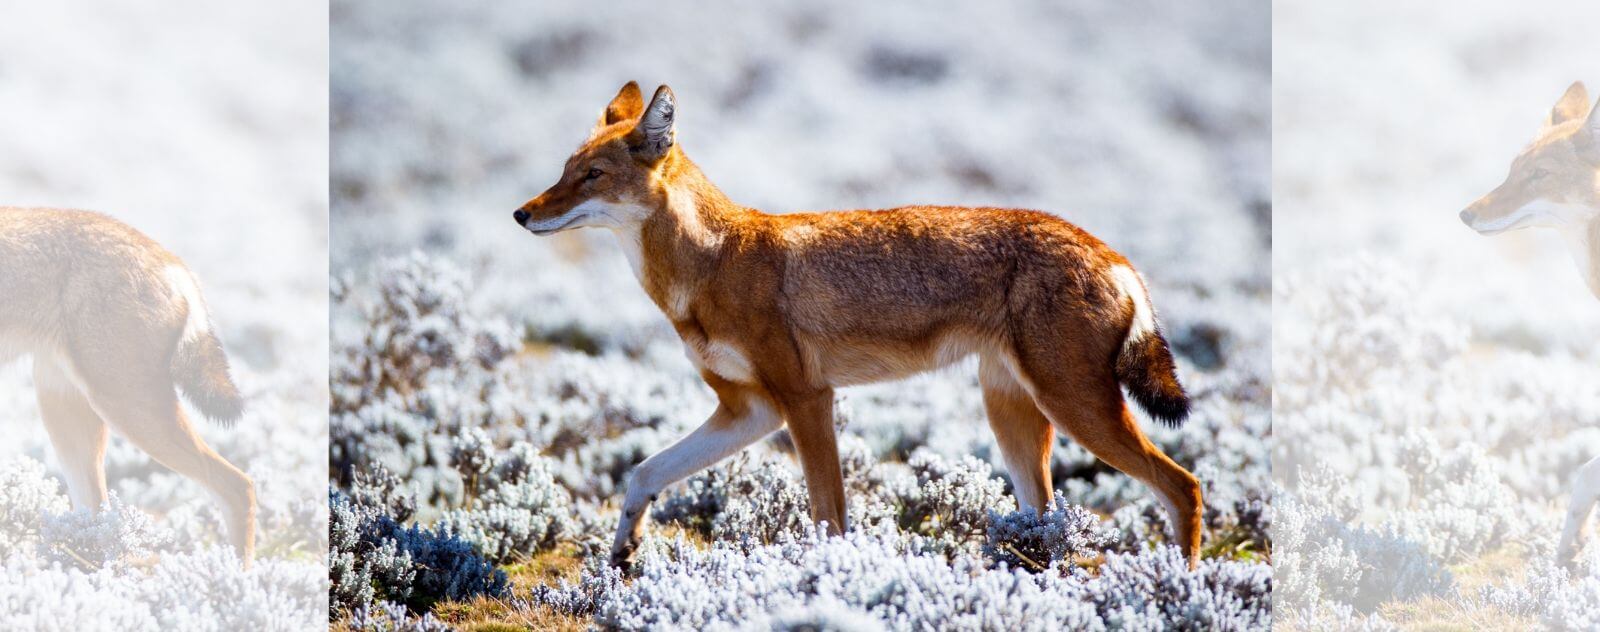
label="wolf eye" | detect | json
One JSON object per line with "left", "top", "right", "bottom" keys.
{"left": 584, "top": 168, "right": 604, "bottom": 181}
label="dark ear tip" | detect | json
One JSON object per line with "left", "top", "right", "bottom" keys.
{"left": 653, "top": 84, "right": 675, "bottom": 102}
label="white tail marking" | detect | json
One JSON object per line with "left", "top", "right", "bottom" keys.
{"left": 1110, "top": 265, "right": 1157, "bottom": 350}
{"left": 163, "top": 265, "right": 211, "bottom": 344}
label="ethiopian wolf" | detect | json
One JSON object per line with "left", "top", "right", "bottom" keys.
{"left": 0, "top": 208, "right": 255, "bottom": 566}
{"left": 513, "top": 82, "right": 1203, "bottom": 569}
{"left": 1459, "top": 81, "right": 1600, "bottom": 568}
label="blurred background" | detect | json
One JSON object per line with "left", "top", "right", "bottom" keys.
{"left": 0, "top": 2, "right": 327, "bottom": 627}
{"left": 1276, "top": 0, "right": 1600, "bottom": 342}
{"left": 1274, "top": 0, "right": 1600, "bottom": 627}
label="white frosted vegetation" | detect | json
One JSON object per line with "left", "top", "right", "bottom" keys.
{"left": 1274, "top": 259, "right": 1600, "bottom": 627}
{"left": 327, "top": 252, "right": 1272, "bottom": 628}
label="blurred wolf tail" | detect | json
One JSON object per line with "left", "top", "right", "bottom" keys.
{"left": 172, "top": 327, "right": 244, "bottom": 425}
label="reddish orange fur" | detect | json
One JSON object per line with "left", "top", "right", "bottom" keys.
{"left": 516, "top": 82, "right": 1201, "bottom": 567}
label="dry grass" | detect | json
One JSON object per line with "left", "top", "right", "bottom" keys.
{"left": 1375, "top": 546, "right": 1540, "bottom": 632}
{"left": 434, "top": 596, "right": 590, "bottom": 632}
{"left": 1378, "top": 596, "right": 1534, "bottom": 632}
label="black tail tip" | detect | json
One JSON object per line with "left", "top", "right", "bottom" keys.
{"left": 1138, "top": 393, "right": 1190, "bottom": 427}
{"left": 184, "top": 387, "right": 245, "bottom": 426}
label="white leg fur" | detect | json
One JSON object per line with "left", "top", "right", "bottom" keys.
{"left": 1558, "top": 456, "right": 1600, "bottom": 567}
{"left": 610, "top": 398, "right": 783, "bottom": 561}
{"left": 33, "top": 357, "right": 109, "bottom": 511}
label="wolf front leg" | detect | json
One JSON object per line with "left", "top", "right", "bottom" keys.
{"left": 1558, "top": 456, "right": 1600, "bottom": 569}
{"left": 777, "top": 390, "right": 848, "bottom": 535}
{"left": 609, "top": 391, "right": 782, "bottom": 569}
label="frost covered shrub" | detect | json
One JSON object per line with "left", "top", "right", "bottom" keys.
{"left": 1478, "top": 556, "right": 1600, "bottom": 631}
{"left": 439, "top": 440, "right": 577, "bottom": 563}
{"left": 984, "top": 497, "right": 1112, "bottom": 570}
{"left": 39, "top": 496, "right": 173, "bottom": 568}
{"left": 0, "top": 547, "right": 326, "bottom": 631}
{"left": 524, "top": 557, "right": 626, "bottom": 619}
{"left": 329, "top": 252, "right": 520, "bottom": 500}
{"left": 347, "top": 600, "right": 452, "bottom": 632}
{"left": 529, "top": 530, "right": 1270, "bottom": 631}
{"left": 750, "top": 596, "right": 886, "bottom": 632}
{"left": 1386, "top": 431, "right": 1521, "bottom": 562}
{"left": 900, "top": 450, "right": 1014, "bottom": 553}
{"left": 1086, "top": 545, "right": 1272, "bottom": 631}
{"left": 328, "top": 479, "right": 507, "bottom": 615}
{"left": 652, "top": 450, "right": 812, "bottom": 546}
{"left": 330, "top": 252, "right": 516, "bottom": 405}
{"left": 1274, "top": 258, "right": 1600, "bottom": 620}
{"left": 1273, "top": 470, "right": 1450, "bottom": 612}
{"left": 0, "top": 458, "right": 69, "bottom": 557}
{"left": 1, "top": 460, "right": 180, "bottom": 569}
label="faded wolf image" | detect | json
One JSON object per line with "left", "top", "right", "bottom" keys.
{"left": 0, "top": 2, "right": 326, "bottom": 630}
{"left": 1460, "top": 81, "right": 1600, "bottom": 572}
{"left": 1, "top": 208, "right": 254, "bottom": 561}
{"left": 1275, "top": 0, "right": 1600, "bottom": 628}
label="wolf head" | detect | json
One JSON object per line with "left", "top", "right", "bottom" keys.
{"left": 1460, "top": 81, "right": 1600, "bottom": 235}
{"left": 513, "top": 81, "right": 679, "bottom": 235}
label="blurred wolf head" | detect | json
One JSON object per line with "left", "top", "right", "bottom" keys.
{"left": 1461, "top": 81, "right": 1600, "bottom": 297}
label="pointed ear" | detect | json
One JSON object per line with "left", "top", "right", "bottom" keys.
{"left": 1548, "top": 81, "right": 1590, "bottom": 128}
{"left": 629, "top": 85, "right": 676, "bottom": 161}
{"left": 599, "top": 81, "right": 645, "bottom": 129}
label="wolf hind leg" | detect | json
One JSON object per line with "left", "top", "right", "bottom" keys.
{"left": 78, "top": 364, "right": 256, "bottom": 567}
{"left": 1014, "top": 351, "right": 1203, "bottom": 566}
{"left": 33, "top": 357, "right": 109, "bottom": 511}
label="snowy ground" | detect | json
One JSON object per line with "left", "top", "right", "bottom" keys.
{"left": 332, "top": 0, "right": 1272, "bottom": 629}
{"left": 0, "top": 2, "right": 328, "bottom": 630}
{"left": 1274, "top": 0, "right": 1600, "bottom": 628}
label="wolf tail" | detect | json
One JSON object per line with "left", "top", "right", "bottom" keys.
{"left": 1109, "top": 266, "right": 1190, "bottom": 426}
{"left": 165, "top": 266, "right": 243, "bottom": 424}
{"left": 172, "top": 327, "right": 244, "bottom": 425}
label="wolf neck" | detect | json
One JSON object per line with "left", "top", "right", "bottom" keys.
{"left": 618, "top": 154, "right": 747, "bottom": 316}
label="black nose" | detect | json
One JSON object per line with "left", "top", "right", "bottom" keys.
{"left": 514, "top": 209, "right": 529, "bottom": 224}
{"left": 1458, "top": 209, "right": 1475, "bottom": 224}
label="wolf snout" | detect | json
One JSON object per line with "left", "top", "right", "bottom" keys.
{"left": 513, "top": 209, "right": 530, "bottom": 225}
